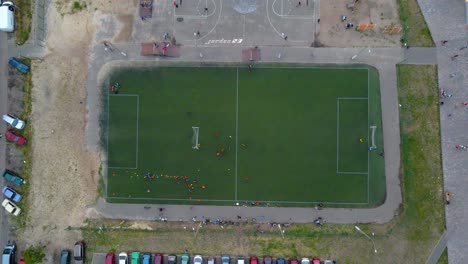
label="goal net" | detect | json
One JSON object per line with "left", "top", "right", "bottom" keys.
{"left": 192, "top": 127, "right": 200, "bottom": 150}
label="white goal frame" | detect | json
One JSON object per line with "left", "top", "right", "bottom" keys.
{"left": 192, "top": 127, "right": 200, "bottom": 149}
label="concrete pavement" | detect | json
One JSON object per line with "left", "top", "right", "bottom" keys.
{"left": 417, "top": 0, "right": 468, "bottom": 263}
{"left": 0, "top": 31, "right": 11, "bottom": 251}
{"left": 426, "top": 230, "right": 448, "bottom": 264}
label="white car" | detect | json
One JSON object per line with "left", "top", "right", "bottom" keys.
{"left": 118, "top": 252, "right": 128, "bottom": 264}
{"left": 194, "top": 255, "right": 203, "bottom": 264}
{"left": 2, "top": 114, "right": 25, "bottom": 129}
{"left": 2, "top": 198, "right": 21, "bottom": 216}
{"left": 300, "top": 259, "right": 310, "bottom": 264}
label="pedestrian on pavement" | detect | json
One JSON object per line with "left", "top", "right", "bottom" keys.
{"left": 451, "top": 54, "right": 459, "bottom": 60}
{"left": 441, "top": 40, "right": 448, "bottom": 45}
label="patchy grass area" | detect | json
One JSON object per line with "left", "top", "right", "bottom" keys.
{"left": 395, "top": 64, "right": 445, "bottom": 260}
{"left": 398, "top": 0, "right": 434, "bottom": 46}
{"left": 437, "top": 248, "right": 448, "bottom": 264}
{"left": 82, "top": 65, "right": 444, "bottom": 263}
{"left": 13, "top": 58, "right": 33, "bottom": 229}
{"left": 23, "top": 245, "right": 46, "bottom": 264}
{"left": 14, "top": 0, "right": 32, "bottom": 44}
{"left": 71, "top": 0, "right": 87, "bottom": 13}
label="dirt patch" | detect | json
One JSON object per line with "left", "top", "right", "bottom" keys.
{"left": 113, "top": 15, "right": 134, "bottom": 43}
{"left": 317, "top": 0, "right": 401, "bottom": 47}
{"left": 18, "top": 0, "right": 141, "bottom": 260}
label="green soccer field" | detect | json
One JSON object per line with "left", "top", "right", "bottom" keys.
{"left": 103, "top": 64, "right": 385, "bottom": 207}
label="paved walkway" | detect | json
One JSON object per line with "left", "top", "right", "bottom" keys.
{"left": 417, "top": 0, "right": 468, "bottom": 263}
{"left": 84, "top": 45, "right": 406, "bottom": 224}
{"left": 426, "top": 230, "right": 448, "bottom": 264}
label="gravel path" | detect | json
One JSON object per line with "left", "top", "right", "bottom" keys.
{"left": 85, "top": 45, "right": 406, "bottom": 224}
{"left": 417, "top": 0, "right": 468, "bottom": 263}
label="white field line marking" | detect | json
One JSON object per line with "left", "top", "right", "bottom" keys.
{"left": 136, "top": 95, "right": 140, "bottom": 169}
{"left": 242, "top": 15, "right": 246, "bottom": 40}
{"left": 337, "top": 171, "right": 369, "bottom": 175}
{"left": 266, "top": 0, "right": 283, "bottom": 37}
{"left": 197, "top": 0, "right": 222, "bottom": 41}
{"left": 367, "top": 68, "right": 370, "bottom": 203}
{"left": 107, "top": 196, "right": 369, "bottom": 205}
{"left": 150, "top": 65, "right": 371, "bottom": 71}
{"left": 107, "top": 94, "right": 139, "bottom": 169}
{"left": 336, "top": 98, "right": 340, "bottom": 173}
{"left": 272, "top": 0, "right": 315, "bottom": 19}
{"left": 109, "top": 94, "right": 139, "bottom": 97}
{"left": 337, "top": 97, "right": 368, "bottom": 100}
{"left": 106, "top": 78, "right": 110, "bottom": 197}
{"left": 108, "top": 166, "right": 138, "bottom": 170}
{"left": 336, "top": 97, "right": 370, "bottom": 175}
{"left": 235, "top": 67, "right": 239, "bottom": 201}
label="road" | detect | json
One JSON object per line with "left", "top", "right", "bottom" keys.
{"left": 0, "top": 31, "right": 11, "bottom": 249}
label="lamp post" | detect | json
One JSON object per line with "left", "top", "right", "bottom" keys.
{"left": 354, "top": 226, "right": 377, "bottom": 253}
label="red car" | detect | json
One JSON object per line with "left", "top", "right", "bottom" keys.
{"left": 288, "top": 259, "right": 298, "bottom": 264}
{"left": 311, "top": 259, "right": 321, "bottom": 264}
{"left": 250, "top": 257, "right": 259, "bottom": 264}
{"left": 106, "top": 252, "right": 116, "bottom": 264}
{"left": 153, "top": 253, "right": 163, "bottom": 264}
{"left": 6, "top": 129, "right": 26, "bottom": 146}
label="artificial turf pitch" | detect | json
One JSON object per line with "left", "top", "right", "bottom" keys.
{"left": 104, "top": 65, "right": 385, "bottom": 207}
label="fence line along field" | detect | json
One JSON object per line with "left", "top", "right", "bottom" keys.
{"left": 102, "top": 64, "right": 385, "bottom": 207}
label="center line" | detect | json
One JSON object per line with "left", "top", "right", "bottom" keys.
{"left": 235, "top": 67, "right": 239, "bottom": 201}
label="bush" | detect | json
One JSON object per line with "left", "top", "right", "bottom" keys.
{"left": 24, "top": 245, "right": 46, "bottom": 264}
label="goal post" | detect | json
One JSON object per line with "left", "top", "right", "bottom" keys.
{"left": 192, "top": 127, "right": 200, "bottom": 150}
{"left": 370, "top": 126, "right": 377, "bottom": 150}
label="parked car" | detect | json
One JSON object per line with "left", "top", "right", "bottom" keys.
{"left": 131, "top": 252, "right": 140, "bottom": 264}
{"left": 300, "top": 258, "right": 310, "bottom": 264}
{"left": 2, "top": 186, "right": 22, "bottom": 202}
{"left": 73, "top": 241, "right": 85, "bottom": 264}
{"left": 2, "top": 243, "right": 16, "bottom": 264}
{"left": 2, "top": 198, "right": 21, "bottom": 216}
{"left": 181, "top": 254, "right": 190, "bottom": 264}
{"left": 311, "top": 259, "right": 321, "bottom": 264}
{"left": 167, "top": 255, "right": 176, "bottom": 264}
{"left": 237, "top": 257, "right": 245, "bottom": 264}
{"left": 323, "top": 260, "right": 334, "bottom": 264}
{"left": 263, "top": 257, "right": 272, "bottom": 264}
{"left": 194, "top": 255, "right": 203, "bottom": 264}
{"left": 249, "top": 257, "right": 259, "bottom": 264}
{"left": 119, "top": 252, "right": 128, "bottom": 264}
{"left": 222, "top": 255, "right": 230, "bottom": 264}
{"left": 276, "top": 258, "right": 286, "bottom": 264}
{"left": 60, "top": 249, "right": 71, "bottom": 264}
{"left": 2, "top": 170, "right": 25, "bottom": 186}
{"left": 106, "top": 252, "right": 115, "bottom": 264}
{"left": 153, "top": 253, "right": 163, "bottom": 264}
{"left": 142, "top": 253, "right": 151, "bottom": 264}
{"left": 207, "top": 256, "right": 215, "bottom": 264}
{"left": 288, "top": 259, "right": 298, "bottom": 264}
{"left": 2, "top": 114, "right": 25, "bottom": 129}
{"left": 5, "top": 129, "right": 26, "bottom": 146}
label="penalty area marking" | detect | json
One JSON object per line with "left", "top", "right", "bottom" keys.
{"left": 336, "top": 97, "right": 370, "bottom": 174}
{"left": 108, "top": 94, "right": 140, "bottom": 170}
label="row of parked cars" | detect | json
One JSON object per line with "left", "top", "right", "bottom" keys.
{"left": 1, "top": 114, "right": 27, "bottom": 217}
{"left": 2, "top": 114, "right": 27, "bottom": 145}
{"left": 96, "top": 253, "right": 335, "bottom": 264}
